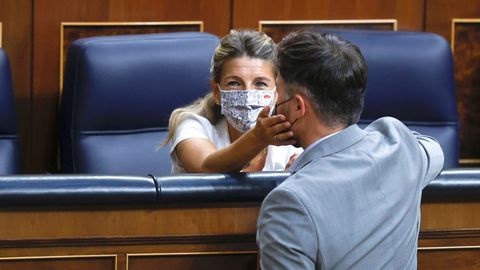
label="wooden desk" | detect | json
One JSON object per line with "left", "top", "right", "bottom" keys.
{"left": 0, "top": 201, "right": 479, "bottom": 269}
{"left": 419, "top": 201, "right": 480, "bottom": 269}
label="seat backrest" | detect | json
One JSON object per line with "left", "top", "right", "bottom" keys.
{"left": 0, "top": 48, "right": 20, "bottom": 174}
{"left": 59, "top": 32, "right": 220, "bottom": 175}
{"left": 325, "top": 29, "right": 459, "bottom": 168}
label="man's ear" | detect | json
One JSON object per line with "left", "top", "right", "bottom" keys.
{"left": 211, "top": 80, "right": 220, "bottom": 104}
{"left": 293, "top": 94, "right": 307, "bottom": 117}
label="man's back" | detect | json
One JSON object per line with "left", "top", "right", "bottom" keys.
{"left": 257, "top": 117, "right": 444, "bottom": 269}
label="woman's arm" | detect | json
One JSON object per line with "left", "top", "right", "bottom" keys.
{"left": 175, "top": 106, "right": 295, "bottom": 173}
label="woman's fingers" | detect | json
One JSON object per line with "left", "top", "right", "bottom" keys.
{"left": 255, "top": 106, "right": 297, "bottom": 145}
{"left": 256, "top": 106, "right": 271, "bottom": 120}
{"left": 260, "top": 114, "right": 286, "bottom": 127}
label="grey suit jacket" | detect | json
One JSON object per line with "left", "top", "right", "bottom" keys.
{"left": 257, "top": 117, "right": 444, "bottom": 270}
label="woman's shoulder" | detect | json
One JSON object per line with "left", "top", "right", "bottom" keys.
{"left": 175, "top": 113, "right": 226, "bottom": 144}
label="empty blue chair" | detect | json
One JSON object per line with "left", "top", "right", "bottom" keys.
{"left": 59, "top": 32, "right": 220, "bottom": 175}
{"left": 0, "top": 48, "right": 20, "bottom": 174}
{"left": 325, "top": 29, "right": 459, "bottom": 168}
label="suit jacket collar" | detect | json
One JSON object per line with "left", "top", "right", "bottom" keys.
{"left": 290, "top": 124, "right": 367, "bottom": 174}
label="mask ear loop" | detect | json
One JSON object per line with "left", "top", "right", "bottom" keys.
{"left": 215, "top": 83, "right": 223, "bottom": 110}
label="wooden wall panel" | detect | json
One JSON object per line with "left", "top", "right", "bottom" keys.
{"left": 0, "top": 255, "right": 116, "bottom": 270}
{"left": 107, "top": 0, "right": 230, "bottom": 35}
{"left": 260, "top": 20, "right": 397, "bottom": 43}
{"left": 0, "top": 0, "right": 33, "bottom": 172}
{"left": 421, "top": 202, "right": 480, "bottom": 230}
{"left": 0, "top": 201, "right": 479, "bottom": 269}
{"left": 31, "top": 0, "right": 231, "bottom": 172}
{"left": 0, "top": 205, "right": 259, "bottom": 239}
{"left": 418, "top": 248, "right": 480, "bottom": 270}
{"left": 127, "top": 252, "right": 257, "bottom": 270}
{"left": 426, "top": 0, "right": 480, "bottom": 164}
{"left": 232, "top": 0, "right": 424, "bottom": 31}
{"left": 452, "top": 20, "right": 480, "bottom": 164}
{"left": 425, "top": 0, "right": 480, "bottom": 41}
{"left": 418, "top": 229, "right": 480, "bottom": 270}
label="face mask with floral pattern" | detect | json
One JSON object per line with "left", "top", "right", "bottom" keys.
{"left": 219, "top": 87, "right": 276, "bottom": 133}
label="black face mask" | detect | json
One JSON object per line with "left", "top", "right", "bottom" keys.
{"left": 274, "top": 97, "right": 301, "bottom": 147}
{"left": 273, "top": 97, "right": 294, "bottom": 116}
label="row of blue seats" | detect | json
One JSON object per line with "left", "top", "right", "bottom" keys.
{"left": 0, "top": 169, "right": 479, "bottom": 206}
{"left": 0, "top": 30, "right": 460, "bottom": 176}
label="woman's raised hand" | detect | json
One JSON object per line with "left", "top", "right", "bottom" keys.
{"left": 252, "top": 106, "right": 297, "bottom": 146}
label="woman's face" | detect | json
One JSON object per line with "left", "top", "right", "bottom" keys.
{"left": 213, "top": 56, "right": 276, "bottom": 102}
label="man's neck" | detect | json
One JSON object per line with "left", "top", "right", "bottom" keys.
{"left": 300, "top": 121, "right": 345, "bottom": 149}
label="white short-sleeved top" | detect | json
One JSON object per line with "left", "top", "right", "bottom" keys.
{"left": 170, "top": 114, "right": 302, "bottom": 174}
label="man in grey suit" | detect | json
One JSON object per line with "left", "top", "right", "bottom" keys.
{"left": 256, "top": 31, "right": 444, "bottom": 269}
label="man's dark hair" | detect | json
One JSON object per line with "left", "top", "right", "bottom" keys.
{"left": 277, "top": 31, "right": 368, "bottom": 127}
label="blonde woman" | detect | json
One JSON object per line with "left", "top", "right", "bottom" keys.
{"left": 165, "top": 30, "right": 302, "bottom": 174}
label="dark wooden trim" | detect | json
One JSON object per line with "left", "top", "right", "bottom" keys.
{"left": 420, "top": 229, "right": 480, "bottom": 239}
{"left": 0, "top": 234, "right": 256, "bottom": 249}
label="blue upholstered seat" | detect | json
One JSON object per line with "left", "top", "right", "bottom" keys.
{"left": 0, "top": 49, "right": 20, "bottom": 174}
{"left": 59, "top": 32, "right": 220, "bottom": 175}
{"left": 325, "top": 29, "right": 459, "bottom": 168}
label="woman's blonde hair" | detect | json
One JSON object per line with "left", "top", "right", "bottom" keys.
{"left": 163, "top": 29, "right": 277, "bottom": 145}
